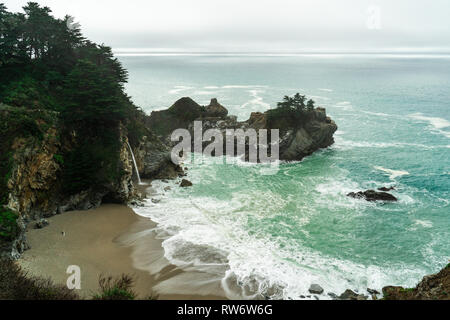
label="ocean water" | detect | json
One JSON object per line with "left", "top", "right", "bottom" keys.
{"left": 119, "top": 54, "right": 450, "bottom": 299}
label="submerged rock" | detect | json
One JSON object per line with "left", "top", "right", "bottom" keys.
{"left": 378, "top": 186, "right": 396, "bottom": 192}
{"left": 338, "top": 289, "right": 368, "bottom": 300}
{"left": 309, "top": 284, "right": 324, "bottom": 294}
{"left": 347, "top": 190, "right": 398, "bottom": 202}
{"left": 180, "top": 179, "right": 193, "bottom": 188}
{"left": 367, "top": 288, "right": 380, "bottom": 295}
{"left": 328, "top": 292, "right": 339, "bottom": 300}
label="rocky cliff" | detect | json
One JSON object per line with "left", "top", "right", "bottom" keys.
{"left": 147, "top": 97, "right": 338, "bottom": 162}
{"left": 0, "top": 105, "right": 183, "bottom": 259}
{"left": 383, "top": 264, "right": 450, "bottom": 300}
{"left": 0, "top": 110, "right": 136, "bottom": 258}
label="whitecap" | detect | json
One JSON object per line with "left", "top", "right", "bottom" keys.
{"left": 241, "top": 89, "right": 271, "bottom": 110}
{"left": 222, "top": 85, "right": 267, "bottom": 89}
{"left": 334, "top": 137, "right": 435, "bottom": 151}
{"left": 409, "top": 113, "right": 450, "bottom": 138}
{"left": 169, "top": 85, "right": 194, "bottom": 95}
{"left": 318, "top": 88, "right": 333, "bottom": 92}
{"left": 374, "top": 166, "right": 410, "bottom": 180}
{"left": 361, "top": 111, "right": 397, "bottom": 118}
{"left": 194, "top": 90, "right": 217, "bottom": 95}
{"left": 332, "top": 101, "right": 352, "bottom": 110}
{"left": 310, "top": 95, "right": 330, "bottom": 101}
{"left": 413, "top": 220, "right": 433, "bottom": 228}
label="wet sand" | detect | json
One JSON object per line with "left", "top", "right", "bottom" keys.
{"left": 18, "top": 204, "right": 224, "bottom": 300}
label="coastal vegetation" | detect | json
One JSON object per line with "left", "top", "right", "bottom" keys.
{"left": 0, "top": 2, "right": 149, "bottom": 201}
{"left": 266, "top": 93, "right": 316, "bottom": 129}
{"left": 0, "top": 258, "right": 80, "bottom": 300}
{"left": 0, "top": 259, "right": 153, "bottom": 300}
{"left": 93, "top": 274, "right": 136, "bottom": 300}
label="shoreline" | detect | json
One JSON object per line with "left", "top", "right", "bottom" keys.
{"left": 17, "top": 204, "right": 225, "bottom": 300}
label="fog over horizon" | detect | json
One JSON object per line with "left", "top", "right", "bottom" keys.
{"left": 4, "top": 0, "right": 450, "bottom": 53}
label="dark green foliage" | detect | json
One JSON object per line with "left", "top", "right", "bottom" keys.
{"left": 267, "top": 93, "right": 316, "bottom": 129}
{"left": 0, "top": 207, "right": 18, "bottom": 241}
{"left": 0, "top": 258, "right": 80, "bottom": 300}
{"left": 93, "top": 274, "right": 136, "bottom": 300}
{"left": 126, "top": 106, "right": 151, "bottom": 148}
{"left": 0, "top": 150, "right": 13, "bottom": 205}
{"left": 0, "top": 3, "right": 147, "bottom": 198}
{"left": 53, "top": 154, "right": 64, "bottom": 165}
{"left": 62, "top": 136, "right": 122, "bottom": 196}
{"left": 61, "top": 58, "right": 127, "bottom": 125}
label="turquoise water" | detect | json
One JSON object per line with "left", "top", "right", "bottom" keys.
{"left": 121, "top": 54, "right": 450, "bottom": 299}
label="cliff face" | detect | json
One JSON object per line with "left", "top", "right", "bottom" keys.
{"left": 1, "top": 102, "right": 188, "bottom": 259}
{"left": 133, "top": 133, "right": 184, "bottom": 181}
{"left": 383, "top": 264, "right": 450, "bottom": 300}
{"left": 6, "top": 125, "right": 135, "bottom": 219}
{"left": 148, "top": 97, "right": 338, "bottom": 162}
{"left": 1, "top": 110, "right": 137, "bottom": 259}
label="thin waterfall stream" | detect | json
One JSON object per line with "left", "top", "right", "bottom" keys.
{"left": 126, "top": 140, "right": 142, "bottom": 185}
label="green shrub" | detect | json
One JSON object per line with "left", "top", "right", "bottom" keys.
{"left": 53, "top": 154, "right": 64, "bottom": 165}
{"left": 93, "top": 274, "right": 136, "bottom": 300}
{"left": 267, "top": 93, "right": 316, "bottom": 129}
{"left": 1, "top": 76, "right": 58, "bottom": 110}
{"left": 0, "top": 208, "right": 19, "bottom": 242}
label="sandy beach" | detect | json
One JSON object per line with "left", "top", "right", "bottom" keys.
{"left": 18, "top": 204, "right": 224, "bottom": 300}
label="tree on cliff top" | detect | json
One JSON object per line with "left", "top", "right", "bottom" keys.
{"left": 0, "top": 2, "right": 145, "bottom": 196}
{"left": 267, "top": 93, "right": 316, "bottom": 128}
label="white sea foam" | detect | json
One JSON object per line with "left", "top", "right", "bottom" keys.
{"left": 318, "top": 88, "right": 333, "bottom": 92}
{"left": 374, "top": 166, "right": 410, "bottom": 180}
{"left": 409, "top": 113, "right": 450, "bottom": 138}
{"left": 133, "top": 191, "right": 410, "bottom": 299}
{"left": 222, "top": 85, "right": 267, "bottom": 89}
{"left": 241, "top": 89, "right": 271, "bottom": 111}
{"left": 414, "top": 220, "right": 433, "bottom": 228}
{"left": 361, "top": 110, "right": 397, "bottom": 118}
{"left": 169, "top": 85, "right": 194, "bottom": 94}
{"left": 129, "top": 163, "right": 429, "bottom": 300}
{"left": 194, "top": 90, "right": 217, "bottom": 95}
{"left": 332, "top": 101, "right": 353, "bottom": 110}
{"left": 310, "top": 95, "right": 330, "bottom": 101}
{"left": 333, "top": 137, "right": 436, "bottom": 151}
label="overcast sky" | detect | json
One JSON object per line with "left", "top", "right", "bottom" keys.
{"left": 3, "top": 0, "right": 450, "bottom": 52}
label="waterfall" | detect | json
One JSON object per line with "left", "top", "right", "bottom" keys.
{"left": 126, "top": 140, "right": 142, "bottom": 185}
